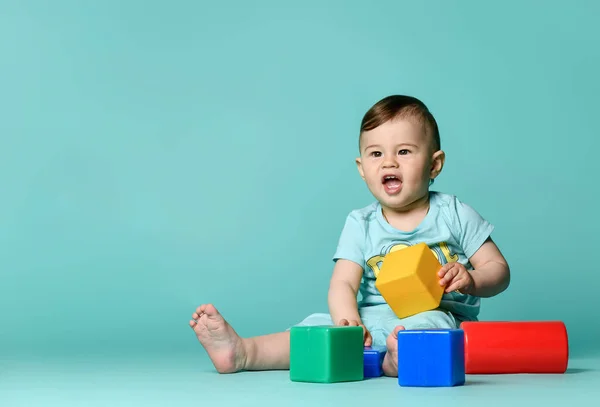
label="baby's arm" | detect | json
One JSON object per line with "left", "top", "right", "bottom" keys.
{"left": 327, "top": 259, "right": 364, "bottom": 324}
{"left": 467, "top": 237, "right": 510, "bottom": 297}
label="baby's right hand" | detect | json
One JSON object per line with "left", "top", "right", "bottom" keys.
{"left": 337, "top": 318, "right": 373, "bottom": 347}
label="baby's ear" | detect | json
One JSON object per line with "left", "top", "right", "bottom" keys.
{"left": 356, "top": 157, "right": 366, "bottom": 180}
{"left": 430, "top": 150, "right": 445, "bottom": 179}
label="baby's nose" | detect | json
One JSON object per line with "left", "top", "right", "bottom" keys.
{"left": 382, "top": 157, "right": 399, "bottom": 167}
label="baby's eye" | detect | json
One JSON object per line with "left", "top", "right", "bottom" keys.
{"left": 371, "top": 151, "right": 382, "bottom": 157}
{"left": 398, "top": 149, "right": 410, "bottom": 155}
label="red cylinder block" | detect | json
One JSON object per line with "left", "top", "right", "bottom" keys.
{"left": 460, "top": 321, "right": 569, "bottom": 374}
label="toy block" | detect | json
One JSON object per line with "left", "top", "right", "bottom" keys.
{"left": 363, "top": 346, "right": 386, "bottom": 377}
{"left": 397, "top": 329, "right": 465, "bottom": 387}
{"left": 375, "top": 242, "right": 444, "bottom": 318}
{"left": 461, "top": 321, "right": 569, "bottom": 374}
{"left": 290, "top": 326, "right": 363, "bottom": 383}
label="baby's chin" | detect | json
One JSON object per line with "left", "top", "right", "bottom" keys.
{"left": 378, "top": 193, "right": 427, "bottom": 213}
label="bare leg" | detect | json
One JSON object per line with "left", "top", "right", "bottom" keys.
{"left": 189, "top": 304, "right": 290, "bottom": 373}
{"left": 244, "top": 331, "right": 290, "bottom": 371}
{"left": 382, "top": 325, "right": 405, "bottom": 377}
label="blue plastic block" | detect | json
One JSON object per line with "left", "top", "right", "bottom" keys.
{"left": 397, "top": 329, "right": 465, "bottom": 387}
{"left": 363, "top": 346, "right": 387, "bottom": 377}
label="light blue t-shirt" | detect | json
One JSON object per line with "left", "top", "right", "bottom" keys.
{"left": 332, "top": 191, "right": 495, "bottom": 322}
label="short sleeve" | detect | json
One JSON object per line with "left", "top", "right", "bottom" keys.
{"left": 332, "top": 212, "right": 366, "bottom": 269}
{"left": 451, "top": 197, "right": 495, "bottom": 259}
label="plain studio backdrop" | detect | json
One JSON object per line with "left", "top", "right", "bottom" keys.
{"left": 1, "top": 0, "right": 599, "bottom": 366}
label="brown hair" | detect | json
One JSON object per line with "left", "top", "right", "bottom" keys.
{"left": 359, "top": 95, "right": 440, "bottom": 152}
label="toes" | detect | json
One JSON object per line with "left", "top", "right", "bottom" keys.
{"left": 194, "top": 303, "right": 216, "bottom": 317}
{"left": 393, "top": 325, "right": 406, "bottom": 336}
{"left": 203, "top": 304, "right": 217, "bottom": 316}
{"left": 192, "top": 304, "right": 219, "bottom": 323}
{"left": 386, "top": 325, "right": 406, "bottom": 348}
{"left": 189, "top": 320, "right": 197, "bottom": 327}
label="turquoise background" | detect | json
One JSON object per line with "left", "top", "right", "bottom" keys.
{"left": 1, "top": 0, "right": 599, "bottom": 365}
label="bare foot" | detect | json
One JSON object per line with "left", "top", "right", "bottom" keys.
{"left": 189, "top": 304, "right": 247, "bottom": 373}
{"left": 382, "top": 325, "right": 405, "bottom": 377}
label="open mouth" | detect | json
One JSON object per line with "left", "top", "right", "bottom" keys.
{"left": 382, "top": 174, "right": 402, "bottom": 194}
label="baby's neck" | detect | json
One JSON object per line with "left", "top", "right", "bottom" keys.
{"left": 381, "top": 194, "right": 430, "bottom": 232}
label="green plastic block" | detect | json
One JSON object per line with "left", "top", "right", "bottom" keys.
{"left": 290, "top": 325, "right": 364, "bottom": 383}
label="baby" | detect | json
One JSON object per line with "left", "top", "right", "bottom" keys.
{"left": 189, "top": 95, "right": 511, "bottom": 377}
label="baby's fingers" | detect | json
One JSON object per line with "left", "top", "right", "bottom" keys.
{"left": 363, "top": 328, "right": 373, "bottom": 347}
{"left": 338, "top": 319, "right": 370, "bottom": 345}
{"left": 437, "top": 263, "right": 454, "bottom": 278}
{"left": 445, "top": 278, "right": 464, "bottom": 293}
{"left": 439, "top": 265, "right": 458, "bottom": 286}
{"left": 337, "top": 319, "right": 360, "bottom": 327}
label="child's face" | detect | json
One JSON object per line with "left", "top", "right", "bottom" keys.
{"left": 356, "top": 118, "right": 444, "bottom": 212}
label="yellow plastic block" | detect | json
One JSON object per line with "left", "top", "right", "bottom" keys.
{"left": 375, "top": 243, "right": 444, "bottom": 319}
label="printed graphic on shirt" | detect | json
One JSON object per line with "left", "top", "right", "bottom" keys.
{"left": 366, "top": 241, "right": 458, "bottom": 278}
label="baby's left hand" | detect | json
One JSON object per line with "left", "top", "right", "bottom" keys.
{"left": 438, "top": 262, "right": 474, "bottom": 294}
